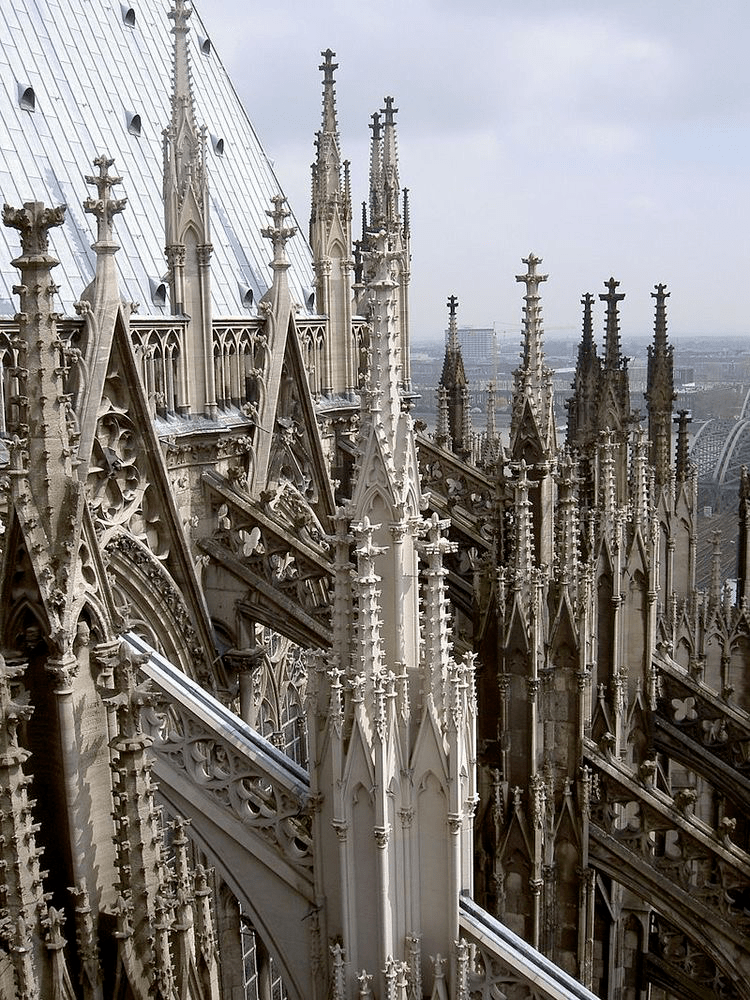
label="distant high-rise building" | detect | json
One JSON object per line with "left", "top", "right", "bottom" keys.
{"left": 445, "top": 325, "right": 497, "bottom": 370}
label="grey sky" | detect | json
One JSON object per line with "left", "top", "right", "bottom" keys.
{"left": 203, "top": 0, "right": 749, "bottom": 344}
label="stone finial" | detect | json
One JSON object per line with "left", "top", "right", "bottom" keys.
{"left": 168, "top": 0, "right": 192, "bottom": 32}
{"left": 3, "top": 200, "right": 66, "bottom": 262}
{"left": 84, "top": 154, "right": 127, "bottom": 245}
{"left": 313, "top": 47, "right": 343, "bottom": 209}
{"left": 320, "top": 47, "right": 338, "bottom": 84}
{"left": 381, "top": 95, "right": 398, "bottom": 125}
{"left": 261, "top": 195, "right": 297, "bottom": 266}
{"left": 516, "top": 252, "right": 548, "bottom": 294}
{"left": 600, "top": 277, "right": 626, "bottom": 369}
{"left": 581, "top": 292, "right": 595, "bottom": 350}
{"left": 513, "top": 252, "right": 550, "bottom": 412}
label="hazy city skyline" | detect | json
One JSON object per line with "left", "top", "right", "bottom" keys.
{"left": 204, "top": 1, "right": 750, "bottom": 343}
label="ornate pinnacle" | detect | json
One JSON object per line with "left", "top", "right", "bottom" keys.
{"left": 261, "top": 194, "right": 297, "bottom": 266}
{"left": 167, "top": 0, "right": 199, "bottom": 145}
{"left": 515, "top": 252, "right": 548, "bottom": 367}
{"left": 446, "top": 294, "right": 460, "bottom": 353}
{"left": 84, "top": 155, "right": 126, "bottom": 245}
{"left": 318, "top": 48, "right": 339, "bottom": 143}
{"left": 581, "top": 292, "right": 595, "bottom": 349}
{"left": 651, "top": 282, "right": 670, "bottom": 350}
{"left": 600, "top": 277, "right": 625, "bottom": 369}
{"left": 3, "top": 201, "right": 66, "bottom": 263}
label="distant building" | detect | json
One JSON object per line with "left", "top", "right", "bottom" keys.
{"left": 445, "top": 325, "right": 497, "bottom": 370}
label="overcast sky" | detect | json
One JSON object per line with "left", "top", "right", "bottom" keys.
{"left": 202, "top": 0, "right": 749, "bottom": 346}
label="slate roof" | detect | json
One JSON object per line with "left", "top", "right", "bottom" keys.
{"left": 0, "top": 0, "right": 315, "bottom": 319}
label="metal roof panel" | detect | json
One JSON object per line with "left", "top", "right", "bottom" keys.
{"left": 0, "top": 0, "right": 314, "bottom": 320}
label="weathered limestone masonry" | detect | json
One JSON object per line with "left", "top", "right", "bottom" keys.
{"left": 1, "top": 0, "right": 749, "bottom": 998}
{"left": 306, "top": 229, "right": 477, "bottom": 1000}
{"left": 466, "top": 258, "right": 750, "bottom": 999}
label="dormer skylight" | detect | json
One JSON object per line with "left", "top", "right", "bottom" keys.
{"left": 241, "top": 287, "right": 254, "bottom": 309}
{"left": 150, "top": 279, "right": 167, "bottom": 307}
{"left": 200, "top": 37, "right": 211, "bottom": 55}
{"left": 213, "top": 136, "right": 224, "bottom": 156}
{"left": 127, "top": 112, "right": 142, "bottom": 136}
{"left": 122, "top": 6, "right": 136, "bottom": 27}
{"left": 18, "top": 85, "right": 36, "bottom": 112}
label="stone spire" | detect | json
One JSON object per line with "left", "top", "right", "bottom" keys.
{"left": 555, "top": 449, "right": 580, "bottom": 588}
{"left": 380, "top": 96, "right": 400, "bottom": 232}
{"left": 249, "top": 194, "right": 298, "bottom": 497}
{"left": 601, "top": 277, "right": 625, "bottom": 371}
{"left": 310, "top": 49, "right": 349, "bottom": 224}
{"left": 645, "top": 283, "right": 675, "bottom": 487}
{"left": 362, "top": 98, "right": 412, "bottom": 392}
{"left": 163, "top": 0, "right": 215, "bottom": 416}
{"left": 435, "top": 384, "right": 452, "bottom": 451}
{"left": 481, "top": 382, "right": 501, "bottom": 469}
{"left": 509, "top": 253, "right": 555, "bottom": 463}
{"left": 596, "top": 278, "right": 630, "bottom": 499}
{"left": 566, "top": 292, "right": 601, "bottom": 452}
{"left": 75, "top": 156, "right": 128, "bottom": 471}
{"left": 439, "top": 295, "right": 470, "bottom": 461}
{"left": 631, "top": 424, "right": 650, "bottom": 529}
{"left": 368, "top": 112, "right": 384, "bottom": 232}
{"left": 310, "top": 49, "right": 355, "bottom": 397}
{"left": 164, "top": 0, "right": 208, "bottom": 257}
{"left": 355, "top": 234, "right": 406, "bottom": 464}
{"left": 510, "top": 461, "right": 534, "bottom": 586}
{"left": 597, "top": 277, "right": 630, "bottom": 434}
{"left": 419, "top": 512, "right": 458, "bottom": 708}
{"left": 307, "top": 230, "right": 476, "bottom": 1000}
{"left": 3, "top": 200, "right": 86, "bottom": 654}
